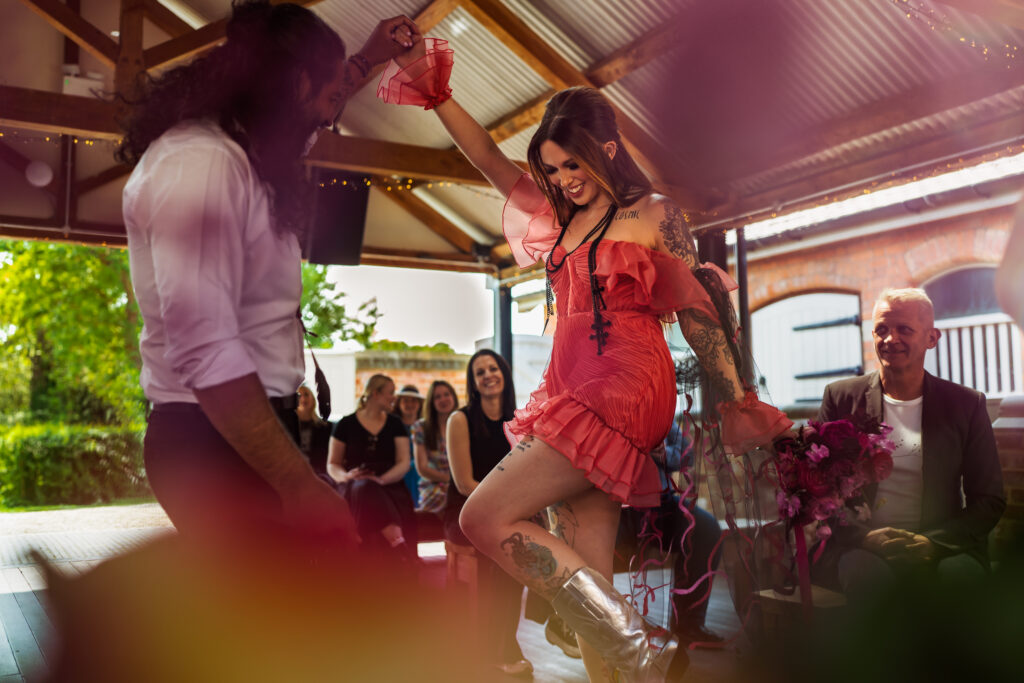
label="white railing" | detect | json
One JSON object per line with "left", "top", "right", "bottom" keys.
{"left": 925, "top": 313, "right": 1023, "bottom": 398}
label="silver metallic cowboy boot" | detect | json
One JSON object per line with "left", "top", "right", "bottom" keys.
{"left": 551, "top": 567, "right": 688, "bottom": 683}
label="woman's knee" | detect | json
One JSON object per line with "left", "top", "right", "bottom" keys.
{"left": 458, "top": 495, "right": 490, "bottom": 547}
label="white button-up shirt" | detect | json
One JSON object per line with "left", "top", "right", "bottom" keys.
{"left": 124, "top": 120, "right": 305, "bottom": 404}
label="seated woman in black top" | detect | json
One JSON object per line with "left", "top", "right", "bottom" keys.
{"left": 445, "top": 349, "right": 532, "bottom": 677}
{"left": 327, "top": 374, "right": 416, "bottom": 559}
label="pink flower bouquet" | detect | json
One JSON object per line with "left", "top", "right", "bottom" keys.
{"left": 772, "top": 417, "right": 895, "bottom": 539}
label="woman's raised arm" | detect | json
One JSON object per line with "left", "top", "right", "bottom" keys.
{"left": 431, "top": 99, "right": 524, "bottom": 198}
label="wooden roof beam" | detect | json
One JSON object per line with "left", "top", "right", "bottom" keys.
{"left": 936, "top": 0, "right": 1024, "bottom": 30}
{"left": 486, "top": 90, "right": 553, "bottom": 144}
{"left": 584, "top": 20, "right": 680, "bottom": 88}
{"left": 0, "top": 86, "right": 121, "bottom": 139}
{"left": 142, "top": 0, "right": 193, "bottom": 38}
{"left": 372, "top": 180, "right": 480, "bottom": 254}
{"left": 0, "top": 141, "right": 58, "bottom": 199}
{"left": 307, "top": 133, "right": 489, "bottom": 185}
{"left": 77, "top": 164, "right": 132, "bottom": 195}
{"left": 17, "top": 0, "right": 119, "bottom": 68}
{"left": 143, "top": 0, "right": 325, "bottom": 71}
{"left": 360, "top": 246, "right": 495, "bottom": 273}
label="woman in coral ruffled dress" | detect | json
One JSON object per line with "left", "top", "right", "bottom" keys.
{"left": 379, "top": 33, "right": 791, "bottom": 683}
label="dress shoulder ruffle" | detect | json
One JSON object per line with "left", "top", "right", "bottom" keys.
{"left": 594, "top": 241, "right": 738, "bottom": 322}
{"left": 502, "top": 174, "right": 560, "bottom": 268}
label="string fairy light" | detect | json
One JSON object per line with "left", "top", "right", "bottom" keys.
{"left": 891, "top": 0, "right": 1022, "bottom": 67}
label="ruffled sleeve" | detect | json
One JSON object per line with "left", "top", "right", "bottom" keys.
{"left": 717, "top": 391, "right": 793, "bottom": 454}
{"left": 502, "top": 173, "right": 561, "bottom": 268}
{"left": 596, "top": 243, "right": 738, "bottom": 322}
{"left": 376, "top": 38, "right": 454, "bottom": 110}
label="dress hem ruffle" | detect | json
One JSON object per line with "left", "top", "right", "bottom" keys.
{"left": 504, "top": 393, "right": 663, "bottom": 508}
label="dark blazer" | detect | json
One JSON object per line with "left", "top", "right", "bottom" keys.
{"left": 817, "top": 371, "right": 1005, "bottom": 566}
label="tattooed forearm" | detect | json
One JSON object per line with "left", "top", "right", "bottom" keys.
{"left": 659, "top": 204, "right": 699, "bottom": 267}
{"left": 500, "top": 532, "right": 572, "bottom": 597}
{"left": 679, "top": 308, "right": 742, "bottom": 401}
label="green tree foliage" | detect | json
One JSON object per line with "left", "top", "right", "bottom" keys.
{"left": 367, "top": 339, "right": 456, "bottom": 354}
{"left": 0, "top": 242, "right": 380, "bottom": 426}
{"left": 300, "top": 264, "right": 380, "bottom": 349}
{"left": 0, "top": 240, "right": 144, "bottom": 425}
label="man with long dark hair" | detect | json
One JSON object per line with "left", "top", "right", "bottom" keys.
{"left": 120, "top": 1, "right": 419, "bottom": 541}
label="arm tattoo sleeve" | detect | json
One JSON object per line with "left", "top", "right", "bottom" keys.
{"left": 659, "top": 204, "right": 699, "bottom": 268}
{"left": 679, "top": 308, "right": 742, "bottom": 401}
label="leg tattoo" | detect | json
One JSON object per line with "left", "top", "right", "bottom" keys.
{"left": 500, "top": 531, "right": 573, "bottom": 599}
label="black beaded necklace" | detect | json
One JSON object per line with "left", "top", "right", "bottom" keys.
{"left": 544, "top": 203, "right": 617, "bottom": 355}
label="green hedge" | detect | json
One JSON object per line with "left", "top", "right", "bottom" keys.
{"left": 0, "top": 423, "right": 150, "bottom": 506}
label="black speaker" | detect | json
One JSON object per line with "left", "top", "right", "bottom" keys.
{"left": 304, "top": 169, "right": 369, "bottom": 266}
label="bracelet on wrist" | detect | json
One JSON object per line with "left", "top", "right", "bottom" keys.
{"left": 348, "top": 53, "right": 371, "bottom": 78}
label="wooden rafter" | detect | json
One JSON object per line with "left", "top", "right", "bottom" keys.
{"left": 373, "top": 181, "right": 479, "bottom": 254}
{"left": 359, "top": 246, "right": 494, "bottom": 273}
{"left": 77, "top": 164, "right": 132, "bottom": 195}
{"left": 142, "top": 0, "right": 193, "bottom": 38}
{"left": 307, "top": 133, "right": 488, "bottom": 184}
{"left": 0, "top": 140, "right": 58, "bottom": 198}
{"left": 584, "top": 21, "right": 680, "bottom": 88}
{"left": 936, "top": 0, "right": 1024, "bottom": 30}
{"left": 143, "top": 0, "right": 324, "bottom": 71}
{"left": 0, "top": 86, "right": 120, "bottom": 139}
{"left": 486, "top": 90, "right": 554, "bottom": 144}
{"left": 725, "top": 64, "right": 1024, "bottom": 182}
{"left": 17, "top": 0, "right": 119, "bottom": 68}
{"left": 694, "top": 108, "right": 1024, "bottom": 231}
{"left": 116, "top": 0, "right": 146, "bottom": 100}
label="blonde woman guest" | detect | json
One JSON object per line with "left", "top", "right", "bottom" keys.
{"left": 412, "top": 380, "right": 457, "bottom": 513}
{"left": 328, "top": 374, "right": 416, "bottom": 560}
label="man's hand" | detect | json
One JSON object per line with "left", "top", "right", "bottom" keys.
{"left": 358, "top": 16, "right": 421, "bottom": 66}
{"left": 864, "top": 527, "right": 934, "bottom": 562}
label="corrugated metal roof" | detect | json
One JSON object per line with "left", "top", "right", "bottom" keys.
{"left": 5, "top": 0, "right": 1024, "bottom": 266}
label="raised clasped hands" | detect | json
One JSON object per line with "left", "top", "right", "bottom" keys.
{"left": 359, "top": 16, "right": 422, "bottom": 67}
{"left": 864, "top": 526, "right": 935, "bottom": 563}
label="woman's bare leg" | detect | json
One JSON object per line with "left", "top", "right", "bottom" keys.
{"left": 460, "top": 437, "right": 600, "bottom": 596}
{"left": 549, "top": 489, "right": 621, "bottom": 683}
{"left": 460, "top": 436, "right": 622, "bottom": 681}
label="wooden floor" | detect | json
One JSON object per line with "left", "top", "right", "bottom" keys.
{"left": 0, "top": 528, "right": 746, "bottom": 682}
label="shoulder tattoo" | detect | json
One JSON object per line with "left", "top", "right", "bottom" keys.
{"left": 659, "top": 203, "right": 698, "bottom": 267}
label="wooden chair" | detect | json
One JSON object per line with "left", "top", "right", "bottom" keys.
{"left": 444, "top": 540, "right": 480, "bottom": 615}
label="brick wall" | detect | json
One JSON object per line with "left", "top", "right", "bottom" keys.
{"left": 352, "top": 351, "right": 473, "bottom": 410}
{"left": 747, "top": 204, "right": 1012, "bottom": 374}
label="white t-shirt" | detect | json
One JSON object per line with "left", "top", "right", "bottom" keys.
{"left": 123, "top": 120, "right": 305, "bottom": 404}
{"left": 874, "top": 394, "right": 924, "bottom": 529}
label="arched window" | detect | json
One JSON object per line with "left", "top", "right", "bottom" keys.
{"left": 923, "top": 266, "right": 1021, "bottom": 397}
{"left": 667, "top": 292, "right": 863, "bottom": 411}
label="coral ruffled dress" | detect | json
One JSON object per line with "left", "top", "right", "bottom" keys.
{"left": 502, "top": 175, "right": 790, "bottom": 508}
